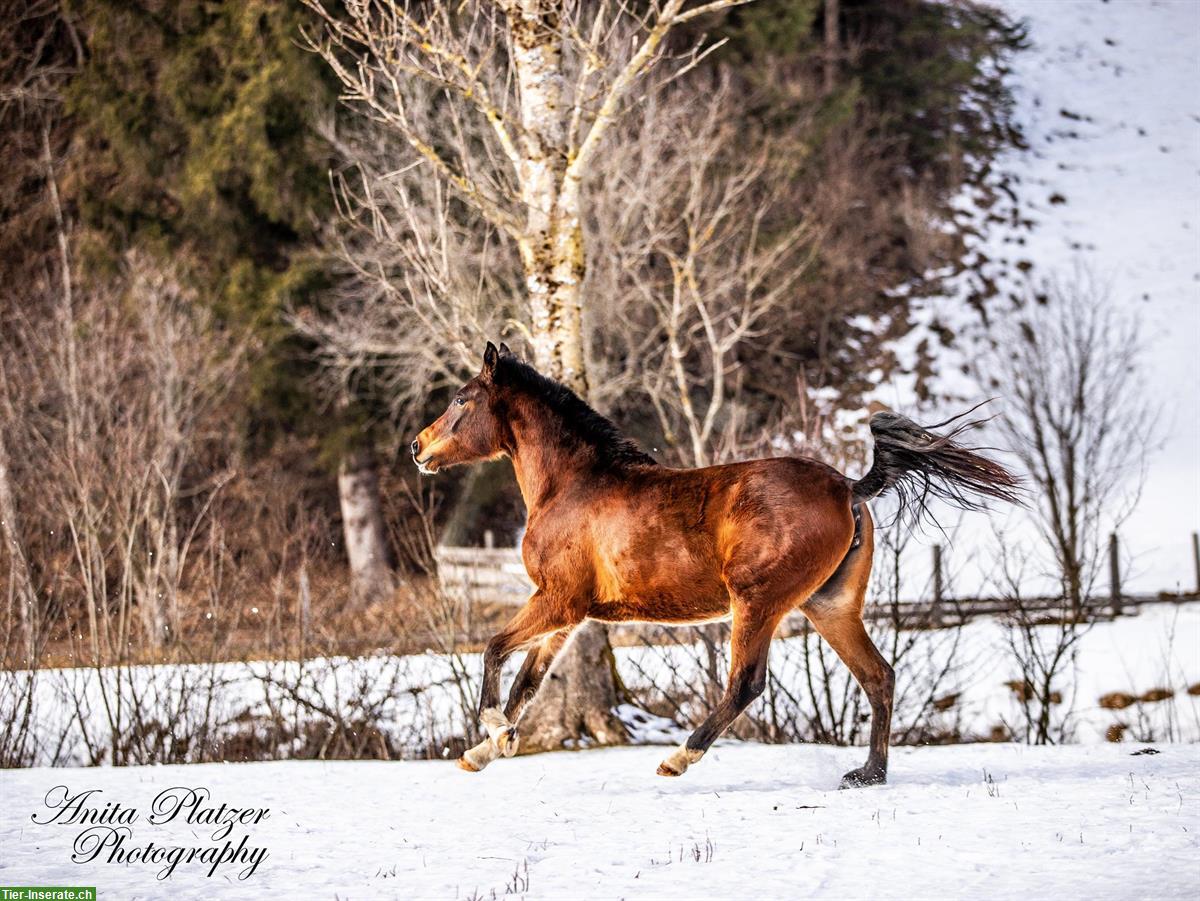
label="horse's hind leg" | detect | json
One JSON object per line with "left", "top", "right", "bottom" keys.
{"left": 805, "top": 609, "right": 894, "bottom": 787}
{"left": 802, "top": 510, "right": 895, "bottom": 788}
{"left": 657, "top": 604, "right": 784, "bottom": 777}
{"left": 657, "top": 507, "right": 855, "bottom": 778}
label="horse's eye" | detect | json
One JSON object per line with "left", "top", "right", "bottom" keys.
{"left": 455, "top": 396, "right": 467, "bottom": 406}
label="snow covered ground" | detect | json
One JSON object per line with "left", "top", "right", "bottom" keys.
{"left": 2, "top": 743, "right": 1197, "bottom": 899}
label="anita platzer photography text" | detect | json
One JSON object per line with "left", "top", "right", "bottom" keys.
{"left": 28, "top": 786, "right": 269, "bottom": 881}
{"left": 1, "top": 1, "right": 1197, "bottom": 899}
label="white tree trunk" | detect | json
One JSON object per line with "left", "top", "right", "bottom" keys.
{"left": 338, "top": 446, "right": 393, "bottom": 604}
{"left": 0, "top": 428, "right": 36, "bottom": 664}
{"left": 508, "top": 1, "right": 588, "bottom": 392}
{"left": 504, "top": 0, "right": 624, "bottom": 749}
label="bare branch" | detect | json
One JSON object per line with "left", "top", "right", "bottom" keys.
{"left": 569, "top": 0, "right": 756, "bottom": 178}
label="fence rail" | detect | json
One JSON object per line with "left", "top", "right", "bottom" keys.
{"left": 435, "top": 544, "right": 1199, "bottom": 631}
{"left": 435, "top": 545, "right": 534, "bottom": 603}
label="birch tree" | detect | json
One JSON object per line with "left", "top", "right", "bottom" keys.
{"left": 305, "top": 0, "right": 752, "bottom": 750}
{"left": 307, "top": 0, "right": 749, "bottom": 389}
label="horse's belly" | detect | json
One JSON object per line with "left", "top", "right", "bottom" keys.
{"left": 591, "top": 554, "right": 729, "bottom": 624}
{"left": 584, "top": 500, "right": 729, "bottom": 623}
{"left": 588, "top": 594, "right": 731, "bottom": 624}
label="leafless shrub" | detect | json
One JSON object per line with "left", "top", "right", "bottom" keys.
{"left": 990, "top": 537, "right": 1083, "bottom": 745}
{"left": 976, "top": 270, "right": 1157, "bottom": 743}
{"left": 0, "top": 655, "right": 46, "bottom": 767}
{"left": 979, "top": 270, "right": 1157, "bottom": 616}
{"left": 1, "top": 253, "right": 245, "bottom": 659}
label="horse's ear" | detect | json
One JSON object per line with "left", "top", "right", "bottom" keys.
{"left": 482, "top": 341, "right": 500, "bottom": 379}
{"left": 498, "top": 342, "right": 513, "bottom": 358}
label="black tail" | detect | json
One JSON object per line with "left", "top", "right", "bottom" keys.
{"left": 852, "top": 407, "right": 1020, "bottom": 520}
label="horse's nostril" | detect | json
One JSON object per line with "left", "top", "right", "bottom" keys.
{"left": 411, "top": 439, "right": 420, "bottom": 456}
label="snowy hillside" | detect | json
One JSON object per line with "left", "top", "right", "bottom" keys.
{"left": 986, "top": 0, "right": 1200, "bottom": 594}
{"left": 892, "top": 0, "right": 1200, "bottom": 597}
{"left": 2, "top": 743, "right": 1197, "bottom": 899}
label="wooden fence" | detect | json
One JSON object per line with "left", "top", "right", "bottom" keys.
{"left": 435, "top": 545, "right": 534, "bottom": 605}
{"left": 435, "top": 534, "right": 1200, "bottom": 631}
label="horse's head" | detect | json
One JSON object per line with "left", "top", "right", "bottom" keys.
{"left": 411, "top": 342, "right": 513, "bottom": 475}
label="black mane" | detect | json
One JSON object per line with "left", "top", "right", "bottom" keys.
{"left": 494, "top": 356, "right": 658, "bottom": 469}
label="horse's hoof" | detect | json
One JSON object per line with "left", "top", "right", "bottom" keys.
{"left": 839, "top": 767, "right": 886, "bottom": 789}
{"left": 479, "top": 707, "right": 517, "bottom": 758}
{"left": 460, "top": 735, "right": 501, "bottom": 772}
{"left": 497, "top": 726, "right": 519, "bottom": 758}
{"left": 657, "top": 744, "right": 702, "bottom": 777}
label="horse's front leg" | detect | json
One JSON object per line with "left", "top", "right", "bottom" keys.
{"left": 503, "top": 626, "right": 575, "bottom": 724}
{"left": 459, "top": 595, "right": 573, "bottom": 772}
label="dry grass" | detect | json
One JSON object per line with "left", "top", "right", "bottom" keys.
{"left": 1137, "top": 687, "right": 1174, "bottom": 703}
{"left": 28, "top": 571, "right": 517, "bottom": 670}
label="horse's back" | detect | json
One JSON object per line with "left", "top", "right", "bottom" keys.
{"left": 579, "top": 457, "right": 856, "bottom": 619}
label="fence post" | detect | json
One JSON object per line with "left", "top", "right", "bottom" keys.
{"left": 1109, "top": 532, "right": 1122, "bottom": 617}
{"left": 931, "top": 544, "right": 944, "bottom": 624}
{"left": 484, "top": 528, "right": 495, "bottom": 550}
{"left": 298, "top": 561, "right": 310, "bottom": 656}
{"left": 1193, "top": 531, "right": 1199, "bottom": 596}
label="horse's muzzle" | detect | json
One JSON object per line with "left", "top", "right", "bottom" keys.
{"left": 412, "top": 447, "right": 440, "bottom": 475}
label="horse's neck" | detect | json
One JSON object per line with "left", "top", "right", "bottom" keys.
{"left": 507, "top": 402, "right": 592, "bottom": 511}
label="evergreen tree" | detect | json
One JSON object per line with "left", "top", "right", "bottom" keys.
{"left": 65, "top": 0, "right": 335, "bottom": 442}
{"left": 65, "top": 0, "right": 394, "bottom": 599}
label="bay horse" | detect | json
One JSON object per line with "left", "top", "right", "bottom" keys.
{"left": 412, "top": 342, "right": 1018, "bottom": 787}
